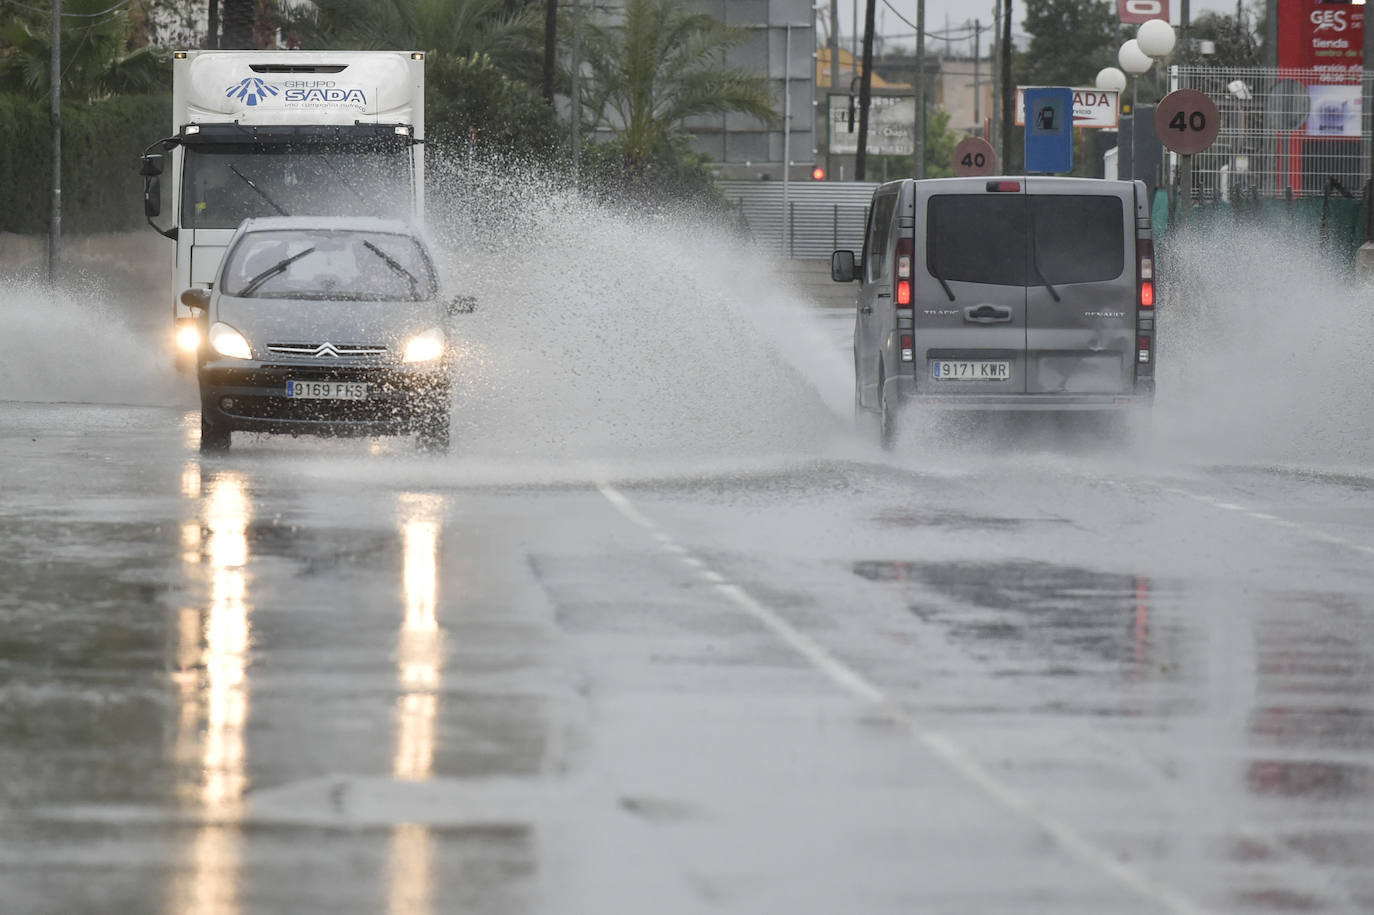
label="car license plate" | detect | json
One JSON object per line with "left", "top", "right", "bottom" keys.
{"left": 285, "top": 380, "right": 368, "bottom": 400}
{"left": 931, "top": 360, "right": 1011, "bottom": 381}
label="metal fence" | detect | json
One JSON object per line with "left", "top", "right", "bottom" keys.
{"left": 1171, "top": 66, "right": 1372, "bottom": 202}
{"left": 721, "top": 180, "right": 877, "bottom": 258}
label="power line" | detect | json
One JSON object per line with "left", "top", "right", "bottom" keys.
{"left": 1, "top": 0, "right": 133, "bottom": 19}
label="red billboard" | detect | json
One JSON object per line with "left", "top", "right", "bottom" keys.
{"left": 1119, "top": 0, "right": 1170, "bottom": 25}
{"left": 1277, "top": 0, "right": 1364, "bottom": 82}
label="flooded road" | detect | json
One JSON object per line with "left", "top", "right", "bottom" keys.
{"left": 2, "top": 393, "right": 1373, "bottom": 914}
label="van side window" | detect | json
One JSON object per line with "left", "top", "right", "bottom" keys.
{"left": 864, "top": 192, "right": 897, "bottom": 283}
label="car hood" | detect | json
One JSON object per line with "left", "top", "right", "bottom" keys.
{"left": 213, "top": 295, "right": 442, "bottom": 352}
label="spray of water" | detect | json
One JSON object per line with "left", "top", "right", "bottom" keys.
{"left": 0, "top": 264, "right": 183, "bottom": 408}
{"left": 424, "top": 158, "right": 853, "bottom": 465}
{"left": 1155, "top": 221, "right": 1374, "bottom": 468}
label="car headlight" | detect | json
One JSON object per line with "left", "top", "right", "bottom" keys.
{"left": 208, "top": 322, "right": 252, "bottom": 360}
{"left": 402, "top": 327, "right": 446, "bottom": 364}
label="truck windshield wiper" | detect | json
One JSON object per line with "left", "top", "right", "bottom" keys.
{"left": 241, "top": 247, "right": 316, "bottom": 296}
{"left": 228, "top": 163, "right": 290, "bottom": 216}
{"left": 362, "top": 240, "right": 419, "bottom": 297}
{"left": 928, "top": 261, "right": 956, "bottom": 301}
{"left": 1028, "top": 210, "right": 1061, "bottom": 302}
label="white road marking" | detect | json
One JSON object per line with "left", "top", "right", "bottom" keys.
{"left": 596, "top": 480, "right": 1219, "bottom": 915}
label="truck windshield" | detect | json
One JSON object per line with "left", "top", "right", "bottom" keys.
{"left": 182, "top": 145, "right": 412, "bottom": 229}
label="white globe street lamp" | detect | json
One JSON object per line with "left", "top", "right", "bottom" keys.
{"left": 1118, "top": 39, "right": 1153, "bottom": 75}
{"left": 1137, "top": 19, "right": 1177, "bottom": 58}
{"left": 1095, "top": 67, "right": 1127, "bottom": 93}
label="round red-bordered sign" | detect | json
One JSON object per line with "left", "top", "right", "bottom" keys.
{"left": 1154, "top": 89, "right": 1221, "bottom": 155}
{"left": 952, "top": 136, "right": 997, "bottom": 177}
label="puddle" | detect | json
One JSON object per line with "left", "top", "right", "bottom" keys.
{"left": 852, "top": 560, "right": 1173, "bottom": 671}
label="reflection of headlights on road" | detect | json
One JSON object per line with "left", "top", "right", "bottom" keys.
{"left": 175, "top": 319, "right": 202, "bottom": 353}
{"left": 402, "top": 328, "right": 446, "bottom": 364}
{"left": 209, "top": 322, "right": 252, "bottom": 360}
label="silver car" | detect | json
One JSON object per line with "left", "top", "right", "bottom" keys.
{"left": 183, "top": 217, "right": 472, "bottom": 454}
{"left": 833, "top": 176, "right": 1156, "bottom": 447}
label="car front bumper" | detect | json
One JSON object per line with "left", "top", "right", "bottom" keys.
{"left": 199, "top": 359, "right": 451, "bottom": 436}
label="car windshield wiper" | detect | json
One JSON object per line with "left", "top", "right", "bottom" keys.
{"left": 1028, "top": 210, "right": 1061, "bottom": 302}
{"left": 928, "top": 260, "right": 956, "bottom": 302}
{"left": 228, "top": 163, "right": 290, "bottom": 216}
{"left": 362, "top": 240, "right": 420, "bottom": 298}
{"left": 241, "top": 247, "right": 317, "bottom": 296}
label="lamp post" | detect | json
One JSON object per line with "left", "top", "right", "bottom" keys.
{"left": 1095, "top": 66, "right": 1127, "bottom": 177}
{"left": 1130, "top": 20, "right": 1177, "bottom": 189}
{"left": 1117, "top": 38, "right": 1153, "bottom": 180}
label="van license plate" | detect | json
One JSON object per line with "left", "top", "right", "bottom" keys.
{"left": 285, "top": 380, "right": 368, "bottom": 400}
{"left": 931, "top": 360, "right": 1011, "bottom": 381}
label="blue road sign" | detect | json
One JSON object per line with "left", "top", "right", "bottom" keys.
{"left": 1024, "top": 87, "right": 1074, "bottom": 174}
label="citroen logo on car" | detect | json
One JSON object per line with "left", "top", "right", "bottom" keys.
{"left": 314, "top": 343, "right": 340, "bottom": 358}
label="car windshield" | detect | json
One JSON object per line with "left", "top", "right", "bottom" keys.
{"left": 221, "top": 229, "right": 437, "bottom": 301}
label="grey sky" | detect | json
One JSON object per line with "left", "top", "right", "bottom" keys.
{"left": 827, "top": 0, "right": 1248, "bottom": 56}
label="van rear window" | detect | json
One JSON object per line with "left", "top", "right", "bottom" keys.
{"left": 1031, "top": 196, "right": 1125, "bottom": 284}
{"left": 927, "top": 195, "right": 1026, "bottom": 286}
{"left": 926, "top": 193, "right": 1125, "bottom": 287}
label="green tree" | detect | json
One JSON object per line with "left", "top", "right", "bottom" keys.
{"left": 579, "top": 0, "right": 777, "bottom": 168}
{"left": 0, "top": 0, "right": 168, "bottom": 100}
{"left": 1176, "top": 11, "right": 1261, "bottom": 68}
{"left": 280, "top": 0, "right": 544, "bottom": 84}
{"left": 426, "top": 51, "right": 561, "bottom": 159}
{"left": 1016, "top": 0, "right": 1120, "bottom": 89}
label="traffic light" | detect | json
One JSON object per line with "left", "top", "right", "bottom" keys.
{"left": 812, "top": 166, "right": 826, "bottom": 180}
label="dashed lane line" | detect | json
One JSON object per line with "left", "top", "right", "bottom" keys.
{"left": 596, "top": 480, "right": 1219, "bottom": 915}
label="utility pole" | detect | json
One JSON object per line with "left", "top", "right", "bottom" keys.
{"left": 973, "top": 20, "right": 981, "bottom": 128}
{"left": 48, "top": 0, "right": 61, "bottom": 285}
{"left": 856, "top": 0, "right": 876, "bottom": 180}
{"left": 999, "top": 0, "right": 1012, "bottom": 171}
{"left": 830, "top": 0, "right": 839, "bottom": 99}
{"left": 991, "top": 2, "right": 1000, "bottom": 154}
{"left": 570, "top": 0, "right": 581, "bottom": 176}
{"left": 542, "top": 0, "right": 558, "bottom": 104}
{"left": 914, "top": 0, "right": 926, "bottom": 179}
{"left": 208, "top": 0, "right": 218, "bottom": 48}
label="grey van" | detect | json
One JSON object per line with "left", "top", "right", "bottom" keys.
{"left": 832, "top": 176, "right": 1156, "bottom": 446}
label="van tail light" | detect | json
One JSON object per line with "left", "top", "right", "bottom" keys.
{"left": 895, "top": 236, "right": 913, "bottom": 306}
{"left": 1137, "top": 238, "right": 1155, "bottom": 308}
{"left": 1138, "top": 335, "right": 1151, "bottom": 364}
{"left": 901, "top": 334, "right": 914, "bottom": 362}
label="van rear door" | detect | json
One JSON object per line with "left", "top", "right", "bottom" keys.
{"left": 913, "top": 181, "right": 1028, "bottom": 395}
{"left": 1024, "top": 180, "right": 1135, "bottom": 395}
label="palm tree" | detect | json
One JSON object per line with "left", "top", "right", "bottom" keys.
{"left": 579, "top": 0, "right": 777, "bottom": 166}
{"left": 0, "top": 0, "right": 167, "bottom": 100}
{"left": 279, "top": 0, "right": 544, "bottom": 84}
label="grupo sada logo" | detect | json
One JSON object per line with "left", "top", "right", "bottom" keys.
{"left": 226, "top": 77, "right": 279, "bottom": 107}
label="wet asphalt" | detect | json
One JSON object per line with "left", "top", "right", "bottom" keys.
{"left": 1, "top": 387, "right": 1373, "bottom": 914}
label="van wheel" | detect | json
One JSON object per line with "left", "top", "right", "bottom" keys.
{"left": 878, "top": 373, "right": 899, "bottom": 451}
{"left": 853, "top": 360, "right": 879, "bottom": 439}
{"left": 200, "top": 412, "right": 230, "bottom": 453}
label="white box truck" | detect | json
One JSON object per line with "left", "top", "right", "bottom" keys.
{"left": 140, "top": 49, "right": 425, "bottom": 367}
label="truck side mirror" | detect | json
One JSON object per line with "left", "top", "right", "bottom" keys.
{"left": 144, "top": 175, "right": 162, "bottom": 219}
{"left": 140, "top": 153, "right": 164, "bottom": 177}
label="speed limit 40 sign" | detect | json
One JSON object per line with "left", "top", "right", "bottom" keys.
{"left": 1154, "top": 88, "right": 1221, "bottom": 155}
{"left": 951, "top": 136, "right": 997, "bottom": 177}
